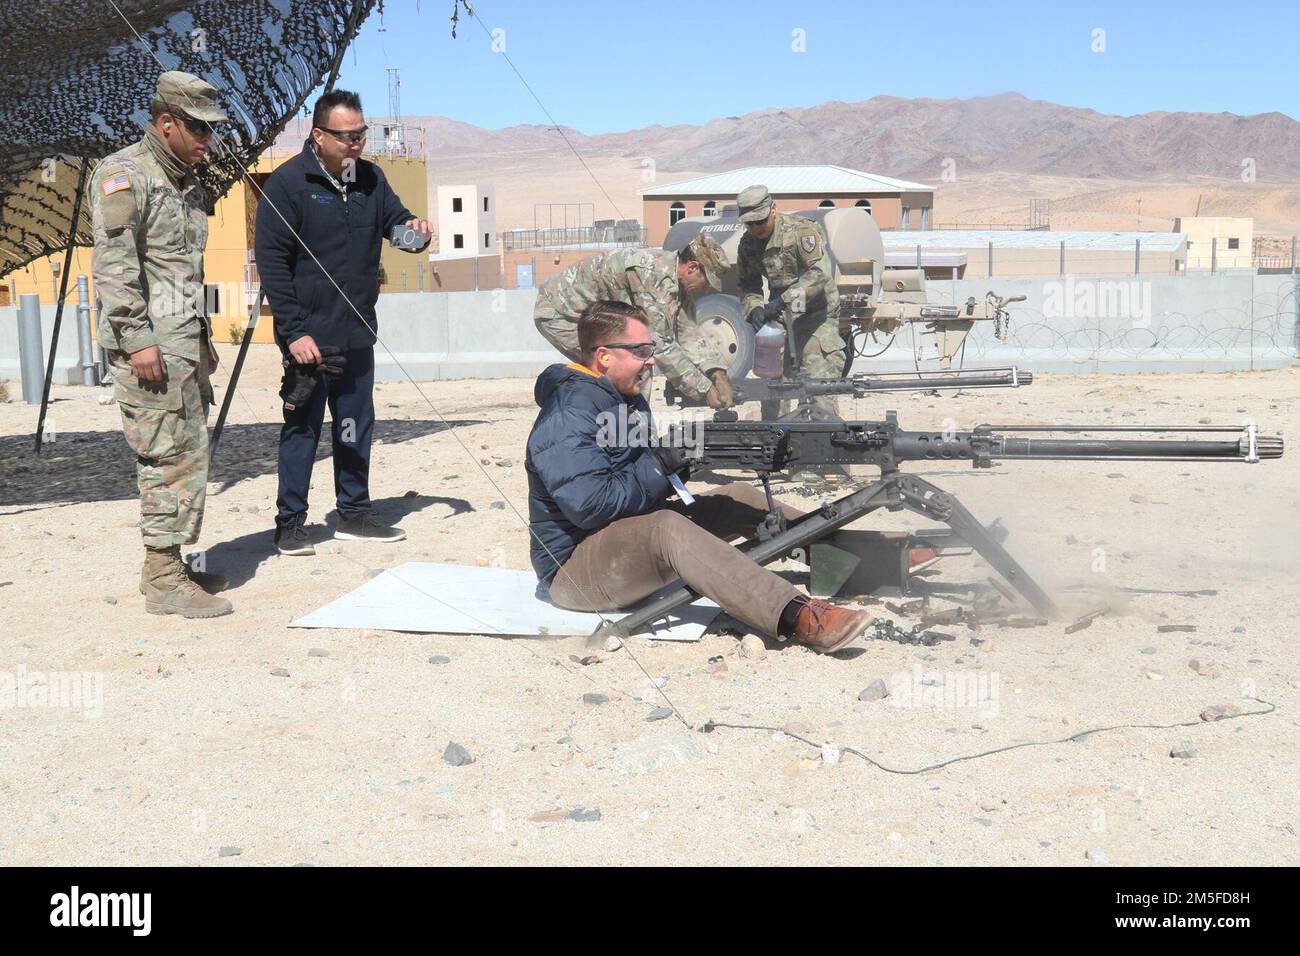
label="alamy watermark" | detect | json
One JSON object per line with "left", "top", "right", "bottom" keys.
{"left": 0, "top": 665, "right": 104, "bottom": 719}
{"left": 595, "top": 406, "right": 702, "bottom": 455}
{"left": 1042, "top": 277, "right": 1152, "bottom": 325}
{"left": 50, "top": 886, "right": 150, "bottom": 936}
{"left": 887, "top": 664, "right": 1000, "bottom": 719}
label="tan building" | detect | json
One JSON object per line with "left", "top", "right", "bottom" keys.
{"left": 1173, "top": 217, "right": 1253, "bottom": 270}
{"left": 0, "top": 150, "right": 429, "bottom": 344}
{"left": 640, "top": 164, "right": 935, "bottom": 246}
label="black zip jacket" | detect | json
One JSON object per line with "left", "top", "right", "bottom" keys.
{"left": 254, "top": 139, "right": 419, "bottom": 352}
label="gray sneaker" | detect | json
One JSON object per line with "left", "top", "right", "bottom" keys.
{"left": 335, "top": 514, "right": 406, "bottom": 542}
{"left": 275, "top": 521, "right": 316, "bottom": 556}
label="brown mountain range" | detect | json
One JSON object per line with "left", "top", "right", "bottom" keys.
{"left": 273, "top": 93, "right": 1300, "bottom": 234}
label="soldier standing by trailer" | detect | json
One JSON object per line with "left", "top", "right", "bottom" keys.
{"left": 91, "top": 71, "right": 231, "bottom": 617}
{"left": 735, "top": 184, "right": 847, "bottom": 422}
{"left": 533, "top": 235, "right": 735, "bottom": 410}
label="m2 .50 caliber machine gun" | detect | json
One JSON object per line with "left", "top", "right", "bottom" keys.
{"left": 666, "top": 366, "right": 1034, "bottom": 417}
{"left": 591, "top": 414, "right": 1284, "bottom": 642}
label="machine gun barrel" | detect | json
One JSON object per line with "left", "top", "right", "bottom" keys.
{"left": 982, "top": 422, "right": 1283, "bottom": 463}
{"left": 677, "top": 415, "right": 1284, "bottom": 471}
{"left": 990, "top": 434, "right": 1284, "bottom": 462}
{"left": 668, "top": 367, "right": 1032, "bottom": 408}
{"left": 734, "top": 367, "right": 1033, "bottom": 403}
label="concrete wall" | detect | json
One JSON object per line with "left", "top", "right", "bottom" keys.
{"left": 867, "top": 272, "right": 1299, "bottom": 374}
{"left": 5, "top": 274, "right": 1295, "bottom": 393}
{"left": 0, "top": 300, "right": 93, "bottom": 389}
{"left": 370, "top": 290, "right": 552, "bottom": 381}
{"left": 366, "top": 272, "right": 1299, "bottom": 381}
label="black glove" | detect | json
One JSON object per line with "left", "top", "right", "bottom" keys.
{"left": 746, "top": 306, "right": 767, "bottom": 331}
{"left": 318, "top": 345, "right": 347, "bottom": 378}
{"left": 280, "top": 346, "right": 348, "bottom": 409}
{"left": 651, "top": 443, "right": 696, "bottom": 479}
{"left": 279, "top": 361, "right": 319, "bottom": 410}
{"left": 763, "top": 298, "right": 786, "bottom": 323}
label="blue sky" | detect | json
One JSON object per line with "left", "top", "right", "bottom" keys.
{"left": 327, "top": 0, "right": 1298, "bottom": 131}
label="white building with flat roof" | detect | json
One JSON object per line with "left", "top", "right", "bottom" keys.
{"left": 437, "top": 184, "right": 497, "bottom": 256}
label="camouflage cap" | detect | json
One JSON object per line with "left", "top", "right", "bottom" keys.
{"left": 737, "top": 184, "right": 772, "bottom": 223}
{"left": 154, "top": 71, "right": 228, "bottom": 124}
{"left": 686, "top": 234, "right": 731, "bottom": 289}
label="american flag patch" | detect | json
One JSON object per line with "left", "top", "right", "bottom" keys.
{"left": 102, "top": 174, "right": 130, "bottom": 195}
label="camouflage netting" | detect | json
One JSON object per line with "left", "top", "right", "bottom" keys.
{"left": 0, "top": 0, "right": 379, "bottom": 275}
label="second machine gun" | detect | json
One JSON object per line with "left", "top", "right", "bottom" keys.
{"left": 666, "top": 298, "right": 1032, "bottom": 419}
{"left": 666, "top": 365, "right": 1034, "bottom": 417}
{"left": 591, "top": 413, "right": 1284, "bottom": 642}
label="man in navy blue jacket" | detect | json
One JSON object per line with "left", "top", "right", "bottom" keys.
{"left": 525, "top": 301, "right": 873, "bottom": 653}
{"left": 255, "top": 90, "right": 431, "bottom": 555}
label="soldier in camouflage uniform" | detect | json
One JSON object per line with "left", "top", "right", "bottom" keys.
{"left": 91, "top": 72, "right": 231, "bottom": 618}
{"left": 534, "top": 235, "right": 735, "bottom": 409}
{"left": 735, "top": 185, "right": 846, "bottom": 422}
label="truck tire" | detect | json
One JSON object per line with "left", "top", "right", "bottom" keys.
{"left": 691, "top": 293, "right": 753, "bottom": 381}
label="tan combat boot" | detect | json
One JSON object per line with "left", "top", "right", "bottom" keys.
{"left": 789, "top": 596, "right": 870, "bottom": 654}
{"left": 142, "top": 546, "right": 233, "bottom": 618}
{"left": 138, "top": 554, "right": 228, "bottom": 595}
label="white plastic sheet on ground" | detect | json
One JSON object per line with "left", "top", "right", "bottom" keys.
{"left": 289, "top": 562, "right": 717, "bottom": 641}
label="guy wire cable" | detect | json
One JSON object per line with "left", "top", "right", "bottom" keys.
{"left": 103, "top": 0, "right": 693, "bottom": 728}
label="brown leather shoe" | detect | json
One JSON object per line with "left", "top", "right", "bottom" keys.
{"left": 790, "top": 596, "right": 871, "bottom": 654}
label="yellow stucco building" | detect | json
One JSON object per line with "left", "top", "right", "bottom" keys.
{"left": 0, "top": 150, "right": 428, "bottom": 344}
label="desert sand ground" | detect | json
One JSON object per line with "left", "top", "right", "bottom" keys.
{"left": 0, "top": 348, "right": 1297, "bottom": 866}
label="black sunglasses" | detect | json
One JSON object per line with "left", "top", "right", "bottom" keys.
{"left": 318, "top": 125, "right": 369, "bottom": 145}
{"left": 602, "top": 342, "right": 657, "bottom": 360}
{"left": 175, "top": 113, "right": 215, "bottom": 137}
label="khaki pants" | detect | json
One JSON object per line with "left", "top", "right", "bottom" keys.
{"left": 547, "top": 482, "right": 805, "bottom": 637}
{"left": 110, "top": 350, "right": 212, "bottom": 548}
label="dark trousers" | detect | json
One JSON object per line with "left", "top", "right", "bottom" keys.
{"left": 276, "top": 346, "right": 375, "bottom": 527}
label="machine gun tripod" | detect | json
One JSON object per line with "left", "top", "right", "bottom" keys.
{"left": 590, "top": 414, "right": 1283, "bottom": 642}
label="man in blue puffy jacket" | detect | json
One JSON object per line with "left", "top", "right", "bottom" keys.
{"left": 524, "top": 301, "right": 872, "bottom": 653}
